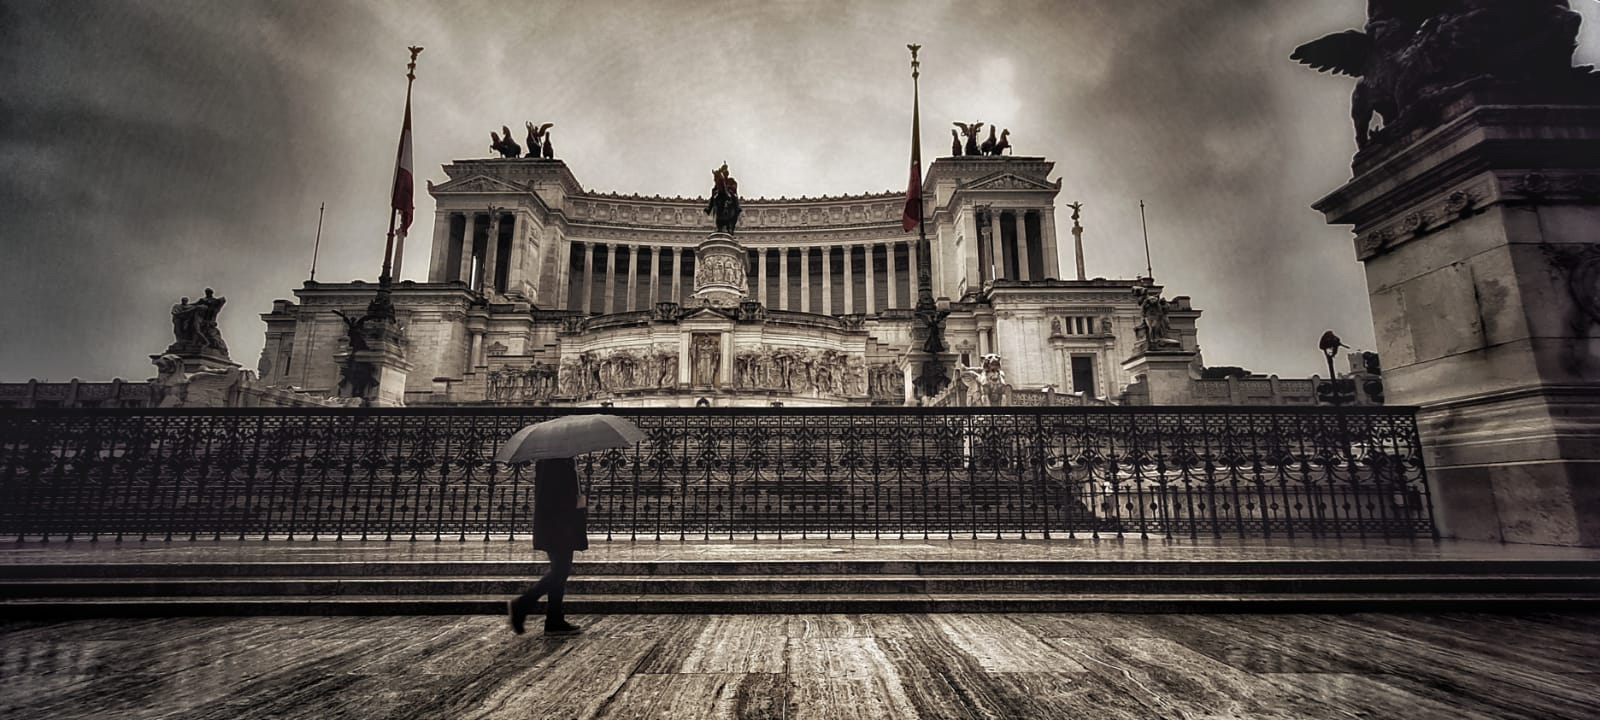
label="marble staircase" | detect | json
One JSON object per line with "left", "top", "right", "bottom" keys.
{"left": 4, "top": 557, "right": 1597, "bottom": 617}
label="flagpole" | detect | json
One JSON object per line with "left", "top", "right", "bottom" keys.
{"left": 371, "top": 46, "right": 422, "bottom": 320}
{"left": 1139, "top": 199, "right": 1154, "bottom": 281}
{"left": 909, "top": 45, "right": 933, "bottom": 311}
{"left": 309, "top": 202, "right": 325, "bottom": 282}
{"left": 379, "top": 47, "right": 421, "bottom": 287}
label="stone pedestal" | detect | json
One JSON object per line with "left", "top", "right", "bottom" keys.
{"left": 337, "top": 317, "right": 413, "bottom": 408}
{"left": 1120, "top": 349, "right": 1198, "bottom": 406}
{"left": 1314, "top": 88, "right": 1600, "bottom": 546}
{"left": 691, "top": 233, "right": 749, "bottom": 309}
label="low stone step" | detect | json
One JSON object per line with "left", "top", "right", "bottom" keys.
{"left": 3, "top": 574, "right": 1597, "bottom": 598}
{"left": 4, "top": 558, "right": 1597, "bottom": 579}
{"left": 5, "top": 592, "right": 1599, "bottom": 617}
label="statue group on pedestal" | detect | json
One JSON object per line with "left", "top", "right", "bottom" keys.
{"left": 489, "top": 122, "right": 556, "bottom": 159}
{"left": 705, "top": 163, "right": 741, "bottom": 234}
{"left": 951, "top": 122, "right": 1011, "bottom": 157}
{"left": 958, "top": 353, "right": 1012, "bottom": 407}
{"left": 1133, "top": 286, "right": 1179, "bottom": 350}
{"left": 169, "top": 288, "right": 229, "bottom": 357}
{"left": 1294, "top": 0, "right": 1585, "bottom": 149}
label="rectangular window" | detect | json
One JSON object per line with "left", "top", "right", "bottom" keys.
{"left": 1071, "top": 355, "right": 1097, "bottom": 399}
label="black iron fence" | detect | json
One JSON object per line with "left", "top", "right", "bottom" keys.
{"left": 0, "top": 406, "right": 1436, "bottom": 542}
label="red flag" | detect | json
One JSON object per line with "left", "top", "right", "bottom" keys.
{"left": 390, "top": 89, "right": 415, "bottom": 235}
{"left": 901, "top": 77, "right": 922, "bottom": 233}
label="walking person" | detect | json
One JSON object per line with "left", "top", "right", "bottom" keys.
{"left": 507, "top": 457, "right": 588, "bottom": 635}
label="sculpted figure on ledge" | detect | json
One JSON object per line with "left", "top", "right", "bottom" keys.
{"left": 1293, "top": 0, "right": 1585, "bottom": 149}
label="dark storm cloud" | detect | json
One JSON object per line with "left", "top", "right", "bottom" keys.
{"left": 2, "top": 1, "right": 1597, "bottom": 381}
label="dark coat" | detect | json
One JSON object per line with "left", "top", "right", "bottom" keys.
{"left": 532, "top": 458, "right": 589, "bottom": 552}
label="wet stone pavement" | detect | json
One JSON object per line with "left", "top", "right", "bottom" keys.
{"left": 3, "top": 612, "right": 1599, "bottom": 719}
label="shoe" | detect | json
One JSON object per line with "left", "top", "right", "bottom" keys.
{"left": 544, "top": 618, "right": 582, "bottom": 635}
{"left": 507, "top": 599, "right": 527, "bottom": 635}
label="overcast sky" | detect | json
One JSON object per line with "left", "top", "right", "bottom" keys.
{"left": 3, "top": 0, "right": 1598, "bottom": 382}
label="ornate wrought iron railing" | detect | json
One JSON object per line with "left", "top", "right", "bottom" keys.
{"left": 0, "top": 406, "right": 1435, "bottom": 542}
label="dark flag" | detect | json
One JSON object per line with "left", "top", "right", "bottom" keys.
{"left": 388, "top": 70, "right": 416, "bottom": 277}
{"left": 902, "top": 46, "right": 923, "bottom": 233}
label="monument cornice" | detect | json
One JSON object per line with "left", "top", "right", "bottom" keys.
{"left": 1314, "top": 102, "right": 1600, "bottom": 228}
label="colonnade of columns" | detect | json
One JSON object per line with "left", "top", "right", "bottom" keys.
{"left": 976, "top": 208, "right": 1050, "bottom": 283}
{"left": 563, "top": 241, "right": 922, "bottom": 316}
{"left": 433, "top": 210, "right": 524, "bottom": 295}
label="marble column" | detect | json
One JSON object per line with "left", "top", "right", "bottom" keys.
{"left": 864, "top": 244, "right": 877, "bottom": 314}
{"left": 670, "top": 247, "right": 682, "bottom": 303}
{"left": 757, "top": 248, "right": 768, "bottom": 306}
{"left": 602, "top": 243, "right": 616, "bottom": 314}
{"left": 1040, "top": 209, "right": 1064, "bottom": 280}
{"left": 649, "top": 245, "right": 661, "bottom": 304}
{"left": 1014, "top": 211, "right": 1031, "bottom": 281}
{"left": 458, "top": 213, "right": 477, "bottom": 288}
{"left": 581, "top": 242, "right": 595, "bottom": 314}
{"left": 989, "top": 211, "right": 1005, "bottom": 281}
{"left": 843, "top": 245, "right": 855, "bottom": 314}
{"left": 800, "top": 247, "right": 811, "bottom": 313}
{"left": 821, "top": 247, "right": 833, "bottom": 315}
{"left": 887, "top": 242, "right": 899, "bottom": 308}
{"left": 962, "top": 210, "right": 981, "bottom": 293}
{"left": 624, "top": 244, "right": 639, "bottom": 311}
{"left": 482, "top": 214, "right": 501, "bottom": 294}
{"left": 779, "top": 247, "right": 790, "bottom": 310}
{"left": 428, "top": 211, "right": 451, "bottom": 282}
{"left": 506, "top": 213, "right": 526, "bottom": 297}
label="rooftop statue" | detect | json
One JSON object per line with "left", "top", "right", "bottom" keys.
{"left": 705, "top": 162, "right": 741, "bottom": 234}
{"left": 490, "top": 126, "right": 521, "bottom": 158}
{"left": 952, "top": 122, "right": 983, "bottom": 156}
{"left": 168, "top": 287, "right": 229, "bottom": 358}
{"left": 1293, "top": 0, "right": 1585, "bottom": 150}
{"left": 525, "top": 122, "right": 552, "bottom": 158}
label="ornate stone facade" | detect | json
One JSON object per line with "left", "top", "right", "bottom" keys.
{"left": 257, "top": 154, "right": 1211, "bottom": 406}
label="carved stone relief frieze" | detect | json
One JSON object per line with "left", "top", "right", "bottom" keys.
{"left": 732, "top": 346, "right": 868, "bottom": 398}
{"left": 557, "top": 345, "right": 679, "bottom": 399}
{"left": 487, "top": 363, "right": 559, "bottom": 403}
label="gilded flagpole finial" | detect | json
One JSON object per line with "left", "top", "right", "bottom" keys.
{"left": 907, "top": 43, "right": 921, "bottom": 79}
{"left": 406, "top": 46, "right": 423, "bottom": 81}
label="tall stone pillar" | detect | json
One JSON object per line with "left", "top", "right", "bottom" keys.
{"left": 988, "top": 210, "right": 1005, "bottom": 281}
{"left": 1041, "top": 209, "right": 1062, "bottom": 280}
{"left": 864, "top": 244, "right": 877, "bottom": 314}
{"left": 670, "top": 247, "right": 682, "bottom": 303}
{"left": 756, "top": 248, "right": 767, "bottom": 306}
{"left": 602, "top": 243, "right": 616, "bottom": 315}
{"left": 800, "top": 247, "right": 811, "bottom": 312}
{"left": 649, "top": 246, "right": 662, "bottom": 305}
{"left": 1015, "top": 210, "right": 1031, "bottom": 281}
{"left": 482, "top": 213, "right": 501, "bottom": 295}
{"left": 821, "top": 247, "right": 833, "bottom": 315}
{"left": 1305, "top": 7, "right": 1600, "bottom": 545}
{"left": 428, "top": 211, "right": 451, "bottom": 282}
{"left": 843, "top": 245, "right": 855, "bottom": 314}
{"left": 778, "top": 247, "right": 790, "bottom": 310}
{"left": 886, "top": 243, "right": 899, "bottom": 308}
{"left": 458, "top": 213, "right": 477, "bottom": 288}
{"left": 624, "top": 244, "right": 639, "bottom": 311}
{"left": 506, "top": 213, "right": 526, "bottom": 298}
{"left": 581, "top": 242, "right": 595, "bottom": 314}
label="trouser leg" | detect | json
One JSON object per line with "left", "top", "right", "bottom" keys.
{"left": 543, "top": 549, "right": 573, "bottom": 619}
{"left": 513, "top": 548, "right": 574, "bottom": 612}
